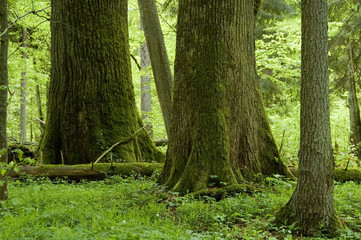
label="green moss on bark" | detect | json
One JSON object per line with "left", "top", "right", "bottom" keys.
{"left": 188, "top": 184, "right": 256, "bottom": 200}
{"left": 159, "top": 0, "right": 291, "bottom": 193}
{"left": 39, "top": 0, "right": 162, "bottom": 165}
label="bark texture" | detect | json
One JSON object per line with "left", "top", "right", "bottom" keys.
{"left": 158, "top": 0, "right": 291, "bottom": 193}
{"left": 0, "top": 0, "right": 8, "bottom": 200}
{"left": 39, "top": 0, "right": 163, "bottom": 164}
{"left": 347, "top": 41, "right": 361, "bottom": 162}
{"left": 138, "top": 0, "right": 173, "bottom": 136}
{"left": 275, "top": 0, "right": 341, "bottom": 236}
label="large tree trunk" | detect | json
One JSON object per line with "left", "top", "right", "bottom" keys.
{"left": 347, "top": 40, "right": 361, "bottom": 162}
{"left": 20, "top": 28, "right": 27, "bottom": 143}
{"left": 158, "top": 0, "right": 291, "bottom": 193}
{"left": 275, "top": 0, "right": 341, "bottom": 236}
{"left": 0, "top": 0, "right": 9, "bottom": 200}
{"left": 39, "top": 0, "right": 163, "bottom": 164}
{"left": 137, "top": 0, "right": 173, "bottom": 137}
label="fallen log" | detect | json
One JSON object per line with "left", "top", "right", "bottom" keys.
{"left": 154, "top": 138, "right": 168, "bottom": 146}
{"left": 289, "top": 166, "right": 361, "bottom": 183}
{"left": 9, "top": 163, "right": 164, "bottom": 181}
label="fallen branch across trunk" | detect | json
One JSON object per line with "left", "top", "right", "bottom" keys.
{"left": 9, "top": 163, "right": 164, "bottom": 181}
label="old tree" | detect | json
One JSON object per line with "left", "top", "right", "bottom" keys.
{"left": 157, "top": 0, "right": 292, "bottom": 193}
{"left": 39, "top": 0, "right": 163, "bottom": 164}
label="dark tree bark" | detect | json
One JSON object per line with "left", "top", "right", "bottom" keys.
{"left": 275, "top": 0, "right": 341, "bottom": 236}
{"left": 347, "top": 40, "right": 361, "bottom": 162}
{"left": 157, "top": 0, "right": 291, "bottom": 193}
{"left": 138, "top": 0, "right": 173, "bottom": 137}
{"left": 35, "top": 84, "right": 45, "bottom": 130}
{"left": 39, "top": 0, "right": 163, "bottom": 164}
{"left": 0, "top": 0, "right": 8, "bottom": 200}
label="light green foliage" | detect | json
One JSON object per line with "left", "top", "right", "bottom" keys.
{"left": 1, "top": 176, "right": 360, "bottom": 239}
{"left": 257, "top": 15, "right": 355, "bottom": 167}
{"left": 256, "top": 17, "right": 301, "bottom": 107}
{"left": 6, "top": 0, "right": 50, "bottom": 141}
{"left": 128, "top": 0, "right": 176, "bottom": 140}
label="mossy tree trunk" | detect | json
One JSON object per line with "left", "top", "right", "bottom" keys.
{"left": 0, "top": 0, "right": 8, "bottom": 200}
{"left": 157, "top": 0, "right": 291, "bottom": 193}
{"left": 275, "top": 0, "right": 341, "bottom": 236}
{"left": 39, "top": 0, "right": 163, "bottom": 164}
{"left": 347, "top": 40, "right": 361, "bottom": 162}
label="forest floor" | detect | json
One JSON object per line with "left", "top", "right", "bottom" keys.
{"left": 0, "top": 174, "right": 360, "bottom": 239}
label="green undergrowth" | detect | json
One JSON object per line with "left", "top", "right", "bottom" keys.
{"left": 0, "top": 175, "right": 360, "bottom": 239}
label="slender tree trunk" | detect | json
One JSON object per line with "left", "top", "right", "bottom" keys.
{"left": 20, "top": 28, "right": 27, "bottom": 143}
{"left": 275, "top": 0, "right": 341, "bottom": 236}
{"left": 0, "top": 0, "right": 8, "bottom": 200}
{"left": 39, "top": 0, "right": 163, "bottom": 164}
{"left": 347, "top": 40, "right": 361, "bottom": 162}
{"left": 140, "top": 20, "right": 153, "bottom": 138}
{"left": 158, "top": 0, "right": 291, "bottom": 193}
{"left": 36, "top": 84, "right": 45, "bottom": 130}
{"left": 137, "top": 0, "right": 173, "bottom": 137}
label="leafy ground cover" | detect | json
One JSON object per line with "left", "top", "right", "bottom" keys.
{"left": 0, "top": 175, "right": 360, "bottom": 240}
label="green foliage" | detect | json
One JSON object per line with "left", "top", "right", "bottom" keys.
{"left": 129, "top": 0, "right": 176, "bottom": 140}
{"left": 6, "top": 0, "right": 50, "bottom": 141}
{"left": 1, "top": 176, "right": 359, "bottom": 239}
{"left": 256, "top": 17, "right": 301, "bottom": 107}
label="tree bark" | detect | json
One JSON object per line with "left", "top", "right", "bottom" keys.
{"left": 140, "top": 20, "right": 153, "bottom": 138}
{"left": 347, "top": 40, "right": 361, "bottom": 162}
{"left": 137, "top": 0, "right": 173, "bottom": 137}
{"left": 158, "top": 0, "right": 291, "bottom": 193}
{"left": 20, "top": 28, "right": 27, "bottom": 143}
{"left": 39, "top": 0, "right": 163, "bottom": 164}
{"left": 275, "top": 0, "right": 341, "bottom": 236}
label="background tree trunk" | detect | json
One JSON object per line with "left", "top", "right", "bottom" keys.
{"left": 0, "top": 0, "right": 8, "bottom": 200}
{"left": 36, "top": 84, "right": 45, "bottom": 130}
{"left": 158, "top": 0, "right": 291, "bottom": 193}
{"left": 347, "top": 40, "right": 361, "bottom": 163}
{"left": 140, "top": 20, "right": 153, "bottom": 138}
{"left": 20, "top": 28, "right": 27, "bottom": 143}
{"left": 39, "top": 0, "right": 163, "bottom": 164}
{"left": 137, "top": 0, "right": 173, "bottom": 137}
{"left": 275, "top": 0, "right": 341, "bottom": 236}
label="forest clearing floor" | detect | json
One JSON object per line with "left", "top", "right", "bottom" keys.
{"left": 0, "top": 174, "right": 360, "bottom": 239}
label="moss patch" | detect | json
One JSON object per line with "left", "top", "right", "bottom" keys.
{"left": 187, "top": 184, "right": 258, "bottom": 201}
{"left": 291, "top": 167, "right": 361, "bottom": 182}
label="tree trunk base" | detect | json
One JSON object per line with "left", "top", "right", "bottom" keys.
{"left": 274, "top": 201, "right": 342, "bottom": 237}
